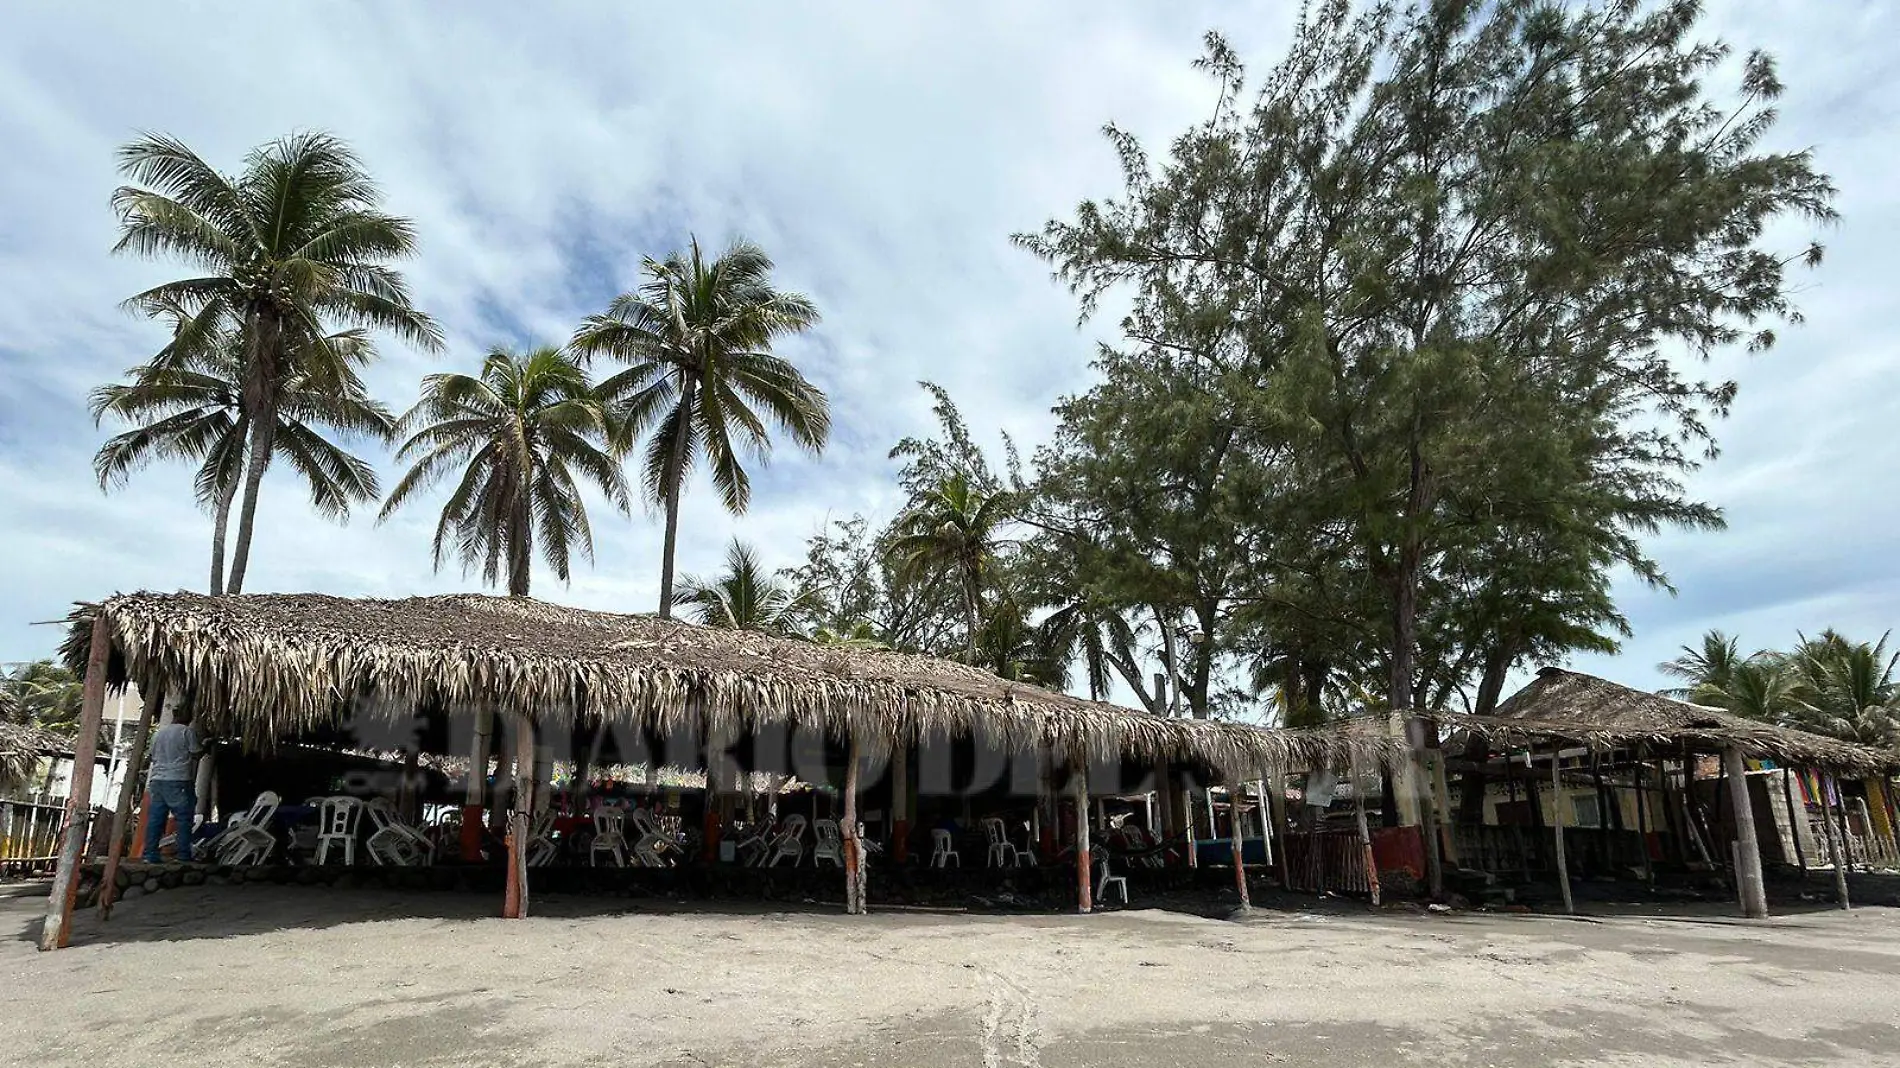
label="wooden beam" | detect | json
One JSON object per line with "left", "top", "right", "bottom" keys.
{"left": 1722, "top": 746, "right": 1768, "bottom": 919}
{"left": 1550, "top": 743, "right": 1574, "bottom": 916}
{"left": 1633, "top": 749, "right": 1654, "bottom": 886}
{"left": 40, "top": 612, "right": 111, "bottom": 951}
{"left": 1819, "top": 771, "right": 1851, "bottom": 910}
{"left": 99, "top": 675, "right": 163, "bottom": 919}
{"left": 842, "top": 737, "right": 864, "bottom": 914}
{"left": 890, "top": 743, "right": 909, "bottom": 864}
{"left": 1074, "top": 759, "right": 1092, "bottom": 914}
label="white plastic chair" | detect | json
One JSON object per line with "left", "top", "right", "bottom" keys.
{"left": 981, "top": 818, "right": 1018, "bottom": 868}
{"left": 315, "top": 797, "right": 364, "bottom": 865}
{"left": 812, "top": 819, "right": 845, "bottom": 868}
{"left": 365, "top": 798, "right": 430, "bottom": 867}
{"left": 1094, "top": 854, "right": 1129, "bottom": 906}
{"left": 525, "top": 811, "right": 559, "bottom": 867}
{"left": 767, "top": 814, "right": 808, "bottom": 868}
{"left": 627, "top": 807, "right": 676, "bottom": 868}
{"left": 930, "top": 828, "right": 960, "bottom": 868}
{"left": 216, "top": 791, "right": 282, "bottom": 866}
{"left": 590, "top": 808, "right": 628, "bottom": 867}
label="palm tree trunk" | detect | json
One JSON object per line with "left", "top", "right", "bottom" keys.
{"left": 509, "top": 488, "right": 533, "bottom": 598}
{"left": 225, "top": 311, "right": 282, "bottom": 595}
{"left": 961, "top": 572, "right": 979, "bottom": 661}
{"left": 656, "top": 376, "right": 699, "bottom": 619}
{"left": 207, "top": 455, "right": 242, "bottom": 596}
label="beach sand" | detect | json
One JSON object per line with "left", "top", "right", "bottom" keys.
{"left": 4, "top": 883, "right": 1898, "bottom": 1066}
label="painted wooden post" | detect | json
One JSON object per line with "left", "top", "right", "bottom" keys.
{"left": 461, "top": 707, "right": 492, "bottom": 862}
{"left": 1550, "top": 743, "right": 1574, "bottom": 916}
{"left": 504, "top": 713, "right": 533, "bottom": 919}
{"left": 1721, "top": 746, "right": 1768, "bottom": 919}
{"left": 40, "top": 613, "right": 112, "bottom": 951}
{"left": 98, "top": 677, "right": 163, "bottom": 918}
{"left": 1818, "top": 771, "right": 1851, "bottom": 910}
{"left": 842, "top": 737, "right": 864, "bottom": 914}
{"left": 1227, "top": 775, "right": 1250, "bottom": 911}
{"left": 1074, "top": 760, "right": 1092, "bottom": 914}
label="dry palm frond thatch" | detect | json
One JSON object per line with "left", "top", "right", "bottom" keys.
{"left": 63, "top": 592, "right": 1405, "bottom": 775}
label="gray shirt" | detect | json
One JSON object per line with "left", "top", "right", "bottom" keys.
{"left": 148, "top": 723, "right": 198, "bottom": 782}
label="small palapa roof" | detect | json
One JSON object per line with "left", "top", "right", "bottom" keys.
{"left": 1458, "top": 667, "right": 1892, "bottom": 774}
{"left": 65, "top": 591, "right": 1401, "bottom": 774}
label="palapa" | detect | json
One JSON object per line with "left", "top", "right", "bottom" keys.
{"left": 63, "top": 591, "right": 1404, "bottom": 774}
{"left": 1448, "top": 667, "right": 1892, "bottom": 775}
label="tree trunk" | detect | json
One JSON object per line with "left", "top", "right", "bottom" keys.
{"left": 1455, "top": 651, "right": 1512, "bottom": 823}
{"left": 508, "top": 484, "right": 533, "bottom": 598}
{"left": 961, "top": 573, "right": 979, "bottom": 661}
{"left": 225, "top": 311, "right": 283, "bottom": 595}
{"left": 207, "top": 441, "right": 243, "bottom": 596}
{"left": 655, "top": 375, "right": 699, "bottom": 619}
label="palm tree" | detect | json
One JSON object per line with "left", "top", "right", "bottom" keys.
{"left": 1717, "top": 658, "right": 1805, "bottom": 725}
{"left": 91, "top": 304, "right": 394, "bottom": 592}
{"left": 1788, "top": 632, "right": 1900, "bottom": 750}
{"left": 1038, "top": 597, "right": 1141, "bottom": 702}
{"left": 675, "top": 539, "right": 813, "bottom": 634}
{"left": 1658, "top": 630, "right": 1746, "bottom": 702}
{"left": 569, "top": 237, "right": 826, "bottom": 617}
{"left": 379, "top": 347, "right": 627, "bottom": 596}
{"left": 1, "top": 661, "right": 84, "bottom": 735}
{"left": 110, "top": 131, "right": 441, "bottom": 592}
{"left": 887, "top": 473, "right": 1017, "bottom": 660}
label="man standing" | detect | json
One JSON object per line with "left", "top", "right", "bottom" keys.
{"left": 140, "top": 707, "right": 202, "bottom": 863}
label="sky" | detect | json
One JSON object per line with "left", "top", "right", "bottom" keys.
{"left": 0, "top": 2, "right": 1894, "bottom": 700}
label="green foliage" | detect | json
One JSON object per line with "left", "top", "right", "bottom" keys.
{"left": 887, "top": 473, "right": 1021, "bottom": 659}
{"left": 108, "top": 131, "right": 440, "bottom": 593}
{"left": 570, "top": 237, "right": 826, "bottom": 617}
{"left": 676, "top": 539, "right": 815, "bottom": 634}
{"left": 1663, "top": 628, "right": 1900, "bottom": 754}
{"left": 1, "top": 661, "right": 84, "bottom": 735}
{"left": 380, "top": 346, "right": 627, "bottom": 596}
{"left": 1019, "top": 0, "right": 1833, "bottom": 721}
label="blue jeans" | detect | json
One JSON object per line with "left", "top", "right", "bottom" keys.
{"left": 141, "top": 779, "right": 197, "bottom": 863}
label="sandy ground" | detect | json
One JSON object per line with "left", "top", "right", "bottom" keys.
{"left": 3, "top": 883, "right": 1898, "bottom": 1068}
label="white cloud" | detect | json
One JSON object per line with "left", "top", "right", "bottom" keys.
{"left": 1, "top": 1, "right": 1894, "bottom": 701}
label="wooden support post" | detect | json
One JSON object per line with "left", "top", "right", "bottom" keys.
{"left": 1819, "top": 771, "right": 1851, "bottom": 909}
{"left": 1781, "top": 768, "right": 1808, "bottom": 874}
{"left": 1267, "top": 765, "right": 1289, "bottom": 889}
{"left": 1352, "top": 757, "right": 1381, "bottom": 907}
{"left": 40, "top": 613, "right": 111, "bottom": 951}
{"left": 1183, "top": 782, "right": 1198, "bottom": 869}
{"left": 1254, "top": 778, "right": 1272, "bottom": 866}
{"left": 1550, "top": 743, "right": 1574, "bottom": 916}
{"left": 890, "top": 743, "right": 909, "bottom": 864}
{"left": 1633, "top": 753, "right": 1654, "bottom": 886}
{"left": 1228, "top": 775, "right": 1251, "bottom": 911}
{"left": 1834, "top": 779, "right": 1857, "bottom": 873}
{"left": 461, "top": 707, "right": 492, "bottom": 862}
{"left": 504, "top": 713, "right": 533, "bottom": 919}
{"left": 1074, "top": 759, "right": 1092, "bottom": 914}
{"left": 99, "top": 677, "right": 163, "bottom": 918}
{"left": 842, "top": 737, "right": 864, "bottom": 914}
{"left": 1722, "top": 746, "right": 1768, "bottom": 919}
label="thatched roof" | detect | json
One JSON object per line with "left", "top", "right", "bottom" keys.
{"left": 65, "top": 591, "right": 1401, "bottom": 775}
{"left": 0, "top": 720, "right": 80, "bottom": 758}
{"left": 1458, "top": 667, "right": 1892, "bottom": 774}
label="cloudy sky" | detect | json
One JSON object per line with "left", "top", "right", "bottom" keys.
{"left": 0, "top": 2, "right": 1893, "bottom": 698}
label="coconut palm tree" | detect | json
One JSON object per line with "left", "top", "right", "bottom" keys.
{"left": 1716, "top": 658, "right": 1806, "bottom": 725}
{"left": 675, "top": 539, "right": 813, "bottom": 634}
{"left": 1788, "top": 632, "right": 1900, "bottom": 750}
{"left": 887, "top": 473, "right": 1018, "bottom": 660}
{"left": 379, "top": 347, "right": 628, "bottom": 596}
{"left": 1658, "top": 630, "right": 1746, "bottom": 703}
{"left": 110, "top": 131, "right": 441, "bottom": 592}
{"left": 1, "top": 661, "right": 84, "bottom": 735}
{"left": 91, "top": 304, "right": 394, "bottom": 593}
{"left": 569, "top": 237, "right": 826, "bottom": 617}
